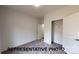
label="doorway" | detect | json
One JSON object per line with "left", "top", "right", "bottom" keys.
{"left": 37, "top": 24, "right": 44, "bottom": 40}
{"left": 51, "top": 19, "right": 63, "bottom": 45}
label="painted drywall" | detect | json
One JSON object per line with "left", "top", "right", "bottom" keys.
{"left": 44, "top": 6, "right": 79, "bottom": 53}
{"left": 44, "top": 6, "right": 79, "bottom": 44}
{"left": 0, "top": 7, "right": 39, "bottom": 51}
{"left": 63, "top": 12, "right": 79, "bottom": 53}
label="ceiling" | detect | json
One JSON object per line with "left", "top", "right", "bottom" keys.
{"left": 4, "top": 5, "right": 67, "bottom": 18}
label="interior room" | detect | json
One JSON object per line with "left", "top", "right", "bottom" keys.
{"left": 0, "top": 5, "right": 79, "bottom": 54}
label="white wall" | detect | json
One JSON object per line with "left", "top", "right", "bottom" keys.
{"left": 44, "top": 6, "right": 79, "bottom": 44}
{"left": 63, "top": 12, "right": 79, "bottom": 53}
{"left": 0, "top": 7, "right": 38, "bottom": 51}
{"left": 44, "top": 6, "right": 79, "bottom": 53}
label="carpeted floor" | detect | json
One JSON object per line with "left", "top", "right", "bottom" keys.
{"left": 2, "top": 39, "right": 67, "bottom": 54}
